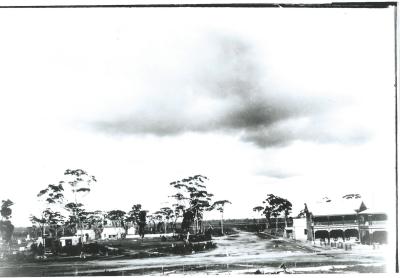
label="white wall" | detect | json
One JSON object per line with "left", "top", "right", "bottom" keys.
{"left": 101, "top": 227, "right": 125, "bottom": 239}
{"left": 76, "top": 230, "right": 96, "bottom": 242}
{"left": 127, "top": 226, "right": 137, "bottom": 235}
{"left": 60, "top": 236, "right": 80, "bottom": 246}
{"left": 293, "top": 218, "right": 308, "bottom": 241}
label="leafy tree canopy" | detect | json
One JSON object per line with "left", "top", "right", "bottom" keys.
{"left": 170, "top": 175, "right": 223, "bottom": 233}
{"left": 261, "top": 194, "right": 293, "bottom": 219}
{"left": 1, "top": 199, "right": 14, "bottom": 220}
{"left": 107, "top": 210, "right": 126, "bottom": 221}
{"left": 343, "top": 193, "right": 361, "bottom": 199}
{"left": 126, "top": 204, "right": 143, "bottom": 224}
{"left": 64, "top": 168, "right": 97, "bottom": 194}
{"left": 209, "top": 200, "right": 232, "bottom": 213}
{"left": 0, "top": 220, "right": 14, "bottom": 243}
{"left": 37, "top": 183, "right": 64, "bottom": 204}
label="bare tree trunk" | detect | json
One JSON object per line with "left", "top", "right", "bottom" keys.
{"left": 42, "top": 224, "right": 46, "bottom": 250}
{"left": 265, "top": 217, "right": 270, "bottom": 231}
{"left": 173, "top": 219, "right": 177, "bottom": 235}
{"left": 195, "top": 211, "right": 198, "bottom": 234}
{"left": 221, "top": 212, "right": 224, "bottom": 235}
{"left": 284, "top": 217, "right": 287, "bottom": 238}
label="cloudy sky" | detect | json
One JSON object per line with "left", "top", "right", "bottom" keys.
{"left": 0, "top": 7, "right": 396, "bottom": 227}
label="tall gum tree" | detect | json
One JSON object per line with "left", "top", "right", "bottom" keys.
{"left": 35, "top": 183, "right": 65, "bottom": 239}
{"left": 259, "top": 194, "right": 292, "bottom": 235}
{"left": 253, "top": 206, "right": 265, "bottom": 231}
{"left": 155, "top": 207, "right": 174, "bottom": 234}
{"left": 0, "top": 199, "right": 14, "bottom": 248}
{"left": 209, "top": 200, "right": 231, "bottom": 235}
{"left": 63, "top": 169, "right": 97, "bottom": 239}
{"left": 170, "top": 175, "right": 214, "bottom": 234}
{"left": 125, "top": 204, "right": 147, "bottom": 238}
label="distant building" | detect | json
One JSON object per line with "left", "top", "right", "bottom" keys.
{"left": 125, "top": 226, "right": 137, "bottom": 239}
{"left": 75, "top": 229, "right": 96, "bottom": 242}
{"left": 288, "top": 198, "right": 387, "bottom": 244}
{"left": 99, "top": 214, "right": 127, "bottom": 240}
{"left": 290, "top": 218, "right": 308, "bottom": 241}
{"left": 358, "top": 208, "right": 387, "bottom": 244}
{"left": 101, "top": 227, "right": 125, "bottom": 240}
{"left": 59, "top": 236, "right": 81, "bottom": 247}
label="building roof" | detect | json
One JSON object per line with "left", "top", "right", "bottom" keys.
{"left": 60, "top": 236, "right": 80, "bottom": 240}
{"left": 101, "top": 227, "right": 125, "bottom": 233}
{"left": 308, "top": 198, "right": 366, "bottom": 216}
{"left": 76, "top": 229, "right": 95, "bottom": 234}
{"left": 359, "top": 208, "right": 387, "bottom": 215}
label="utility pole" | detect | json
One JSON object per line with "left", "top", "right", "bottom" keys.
{"left": 41, "top": 211, "right": 46, "bottom": 252}
{"left": 356, "top": 210, "right": 362, "bottom": 243}
{"left": 221, "top": 211, "right": 224, "bottom": 235}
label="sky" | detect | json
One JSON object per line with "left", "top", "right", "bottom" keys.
{"left": 0, "top": 7, "right": 396, "bottom": 228}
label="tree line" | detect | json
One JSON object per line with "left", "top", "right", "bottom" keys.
{"left": 1, "top": 169, "right": 318, "bottom": 244}
{"left": 253, "top": 194, "right": 293, "bottom": 234}
{"left": 0, "top": 170, "right": 234, "bottom": 243}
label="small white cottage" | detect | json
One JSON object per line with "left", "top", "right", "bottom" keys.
{"left": 75, "top": 229, "right": 96, "bottom": 242}
{"left": 125, "top": 226, "right": 137, "bottom": 239}
{"left": 101, "top": 227, "right": 125, "bottom": 240}
{"left": 59, "top": 236, "right": 81, "bottom": 247}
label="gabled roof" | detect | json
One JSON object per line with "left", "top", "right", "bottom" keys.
{"left": 308, "top": 198, "right": 366, "bottom": 216}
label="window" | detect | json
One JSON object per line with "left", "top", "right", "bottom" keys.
{"left": 304, "top": 229, "right": 308, "bottom": 235}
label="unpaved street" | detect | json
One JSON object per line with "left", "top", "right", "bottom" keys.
{"left": 0, "top": 231, "right": 387, "bottom": 276}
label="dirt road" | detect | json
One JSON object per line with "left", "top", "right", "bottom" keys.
{"left": 0, "top": 230, "right": 387, "bottom": 276}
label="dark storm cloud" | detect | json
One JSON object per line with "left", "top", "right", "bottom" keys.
{"left": 91, "top": 34, "right": 370, "bottom": 148}
{"left": 218, "top": 98, "right": 299, "bottom": 130}
{"left": 241, "top": 122, "right": 371, "bottom": 148}
{"left": 242, "top": 127, "right": 294, "bottom": 148}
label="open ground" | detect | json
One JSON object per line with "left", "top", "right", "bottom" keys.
{"left": 0, "top": 230, "right": 387, "bottom": 276}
